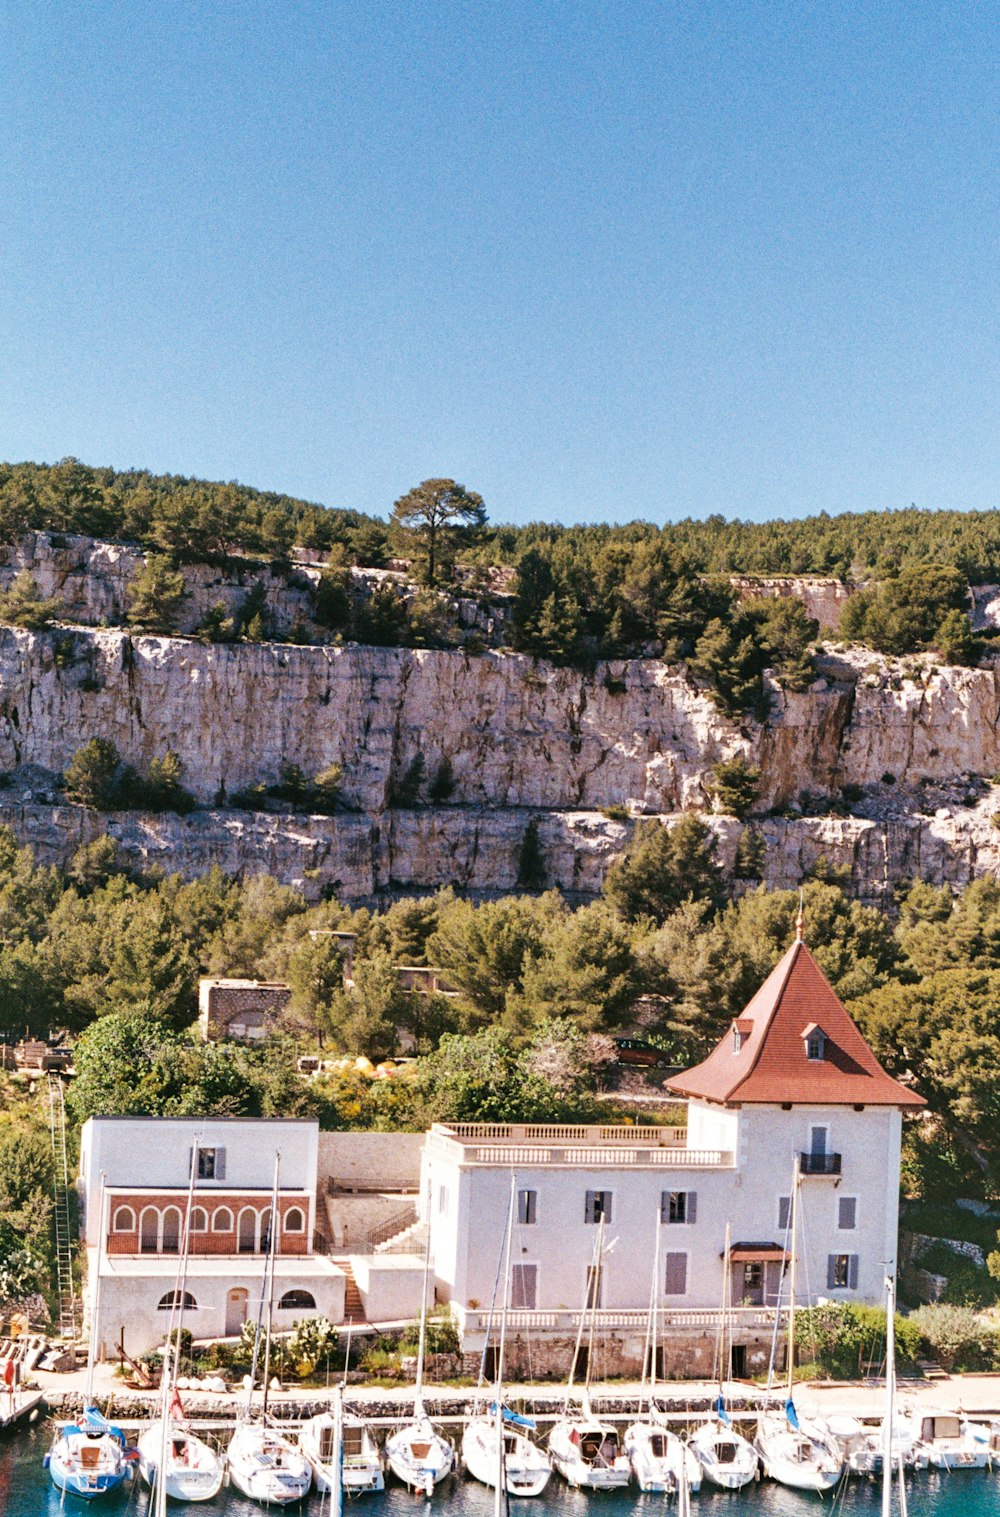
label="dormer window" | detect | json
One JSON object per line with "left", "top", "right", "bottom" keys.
{"left": 732, "top": 1029, "right": 743, "bottom": 1054}
{"left": 802, "top": 1023, "right": 826, "bottom": 1061}
{"left": 732, "top": 1018, "right": 751, "bottom": 1054}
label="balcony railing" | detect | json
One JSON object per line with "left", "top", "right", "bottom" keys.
{"left": 800, "top": 1152, "right": 842, "bottom": 1176}
{"left": 454, "top": 1304, "right": 787, "bottom": 1336}
{"left": 428, "top": 1124, "right": 732, "bottom": 1170}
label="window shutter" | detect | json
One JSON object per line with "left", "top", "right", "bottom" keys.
{"left": 660, "top": 1191, "right": 669, "bottom": 1224}
{"left": 827, "top": 1255, "right": 837, "bottom": 1291}
{"left": 687, "top": 1192, "right": 697, "bottom": 1223}
{"left": 602, "top": 1192, "right": 612, "bottom": 1224}
{"left": 664, "top": 1252, "right": 687, "bottom": 1295}
{"left": 187, "top": 1146, "right": 194, "bottom": 1182}
{"left": 838, "top": 1196, "right": 856, "bottom": 1230}
{"left": 215, "top": 1148, "right": 226, "bottom": 1181}
{"left": 585, "top": 1190, "right": 596, "bottom": 1223}
{"left": 778, "top": 1196, "right": 791, "bottom": 1231}
{"left": 848, "top": 1254, "right": 859, "bottom": 1290}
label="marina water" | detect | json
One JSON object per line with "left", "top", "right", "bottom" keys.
{"left": 4, "top": 1421, "right": 1000, "bottom": 1517}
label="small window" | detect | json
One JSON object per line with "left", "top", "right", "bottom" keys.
{"left": 284, "top": 1207, "right": 305, "bottom": 1233}
{"left": 438, "top": 1185, "right": 449, "bottom": 1216}
{"left": 278, "top": 1290, "right": 315, "bottom": 1310}
{"left": 112, "top": 1206, "right": 135, "bottom": 1233}
{"left": 810, "top": 1126, "right": 829, "bottom": 1156}
{"left": 828, "top": 1253, "right": 858, "bottom": 1290}
{"left": 661, "top": 1190, "right": 697, "bottom": 1225}
{"left": 517, "top": 1189, "right": 537, "bottom": 1225}
{"left": 212, "top": 1206, "right": 234, "bottom": 1233}
{"left": 732, "top": 1028, "right": 744, "bottom": 1054}
{"left": 838, "top": 1197, "right": 858, "bottom": 1231}
{"left": 158, "top": 1290, "right": 197, "bottom": 1310}
{"left": 195, "top": 1146, "right": 225, "bottom": 1181}
{"left": 777, "top": 1195, "right": 791, "bottom": 1232}
{"left": 190, "top": 1206, "right": 208, "bottom": 1232}
{"left": 664, "top": 1252, "right": 688, "bottom": 1295}
{"left": 584, "top": 1190, "right": 612, "bottom": 1224}
{"left": 806, "top": 1034, "right": 825, "bottom": 1061}
{"left": 511, "top": 1264, "right": 537, "bottom": 1309}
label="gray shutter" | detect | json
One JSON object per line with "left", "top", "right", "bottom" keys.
{"left": 665, "top": 1252, "right": 687, "bottom": 1294}
{"left": 827, "top": 1255, "right": 837, "bottom": 1290}
{"left": 602, "top": 1192, "right": 613, "bottom": 1224}
{"left": 778, "top": 1196, "right": 790, "bottom": 1231}
{"left": 585, "top": 1190, "right": 596, "bottom": 1223}
{"left": 848, "top": 1254, "right": 859, "bottom": 1290}
{"left": 660, "top": 1191, "right": 669, "bottom": 1223}
{"left": 215, "top": 1148, "right": 226, "bottom": 1181}
{"left": 687, "top": 1192, "right": 697, "bottom": 1223}
{"left": 838, "top": 1196, "right": 856, "bottom": 1229}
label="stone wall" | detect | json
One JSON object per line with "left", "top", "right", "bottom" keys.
{"left": 730, "top": 576, "right": 856, "bottom": 630}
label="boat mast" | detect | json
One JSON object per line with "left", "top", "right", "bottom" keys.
{"left": 414, "top": 1201, "right": 432, "bottom": 1413}
{"left": 84, "top": 1173, "right": 108, "bottom": 1406}
{"left": 564, "top": 1223, "right": 601, "bottom": 1413}
{"left": 882, "top": 1273, "right": 901, "bottom": 1517}
{"left": 496, "top": 1173, "right": 516, "bottom": 1401}
{"left": 786, "top": 1156, "right": 800, "bottom": 1401}
{"left": 717, "top": 1222, "right": 731, "bottom": 1406}
{"left": 260, "top": 1152, "right": 281, "bottom": 1418}
{"left": 647, "top": 1207, "right": 660, "bottom": 1414}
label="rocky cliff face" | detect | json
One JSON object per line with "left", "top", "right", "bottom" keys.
{"left": 0, "top": 621, "right": 999, "bottom": 906}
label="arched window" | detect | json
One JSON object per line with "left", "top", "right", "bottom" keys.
{"left": 284, "top": 1207, "right": 304, "bottom": 1233}
{"left": 212, "top": 1206, "right": 233, "bottom": 1233}
{"left": 140, "top": 1207, "right": 159, "bottom": 1255}
{"left": 190, "top": 1206, "right": 208, "bottom": 1232}
{"left": 238, "top": 1207, "right": 258, "bottom": 1254}
{"left": 161, "top": 1206, "right": 182, "bottom": 1255}
{"left": 259, "top": 1208, "right": 273, "bottom": 1254}
{"left": 158, "top": 1291, "right": 197, "bottom": 1311}
{"left": 112, "top": 1206, "right": 135, "bottom": 1233}
{"left": 278, "top": 1290, "right": 315, "bottom": 1311}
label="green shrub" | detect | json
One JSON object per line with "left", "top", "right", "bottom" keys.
{"left": 0, "top": 572, "right": 63, "bottom": 631}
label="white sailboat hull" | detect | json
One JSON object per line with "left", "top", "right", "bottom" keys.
{"left": 299, "top": 1412, "right": 384, "bottom": 1495}
{"left": 689, "top": 1420, "right": 757, "bottom": 1489}
{"left": 385, "top": 1417, "right": 454, "bottom": 1493}
{"left": 462, "top": 1416, "right": 551, "bottom": 1496}
{"left": 137, "top": 1420, "right": 224, "bottom": 1501}
{"left": 624, "top": 1420, "right": 701, "bottom": 1493}
{"left": 755, "top": 1414, "right": 843, "bottom": 1492}
{"left": 227, "top": 1423, "right": 312, "bottom": 1505}
{"left": 549, "top": 1418, "right": 631, "bottom": 1489}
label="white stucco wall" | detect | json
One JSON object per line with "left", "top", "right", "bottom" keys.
{"left": 425, "top": 1104, "right": 902, "bottom": 1315}
{"left": 350, "top": 1255, "right": 430, "bottom": 1323}
{"left": 318, "top": 1131, "right": 423, "bottom": 1193}
{"left": 80, "top": 1118, "right": 319, "bottom": 1243}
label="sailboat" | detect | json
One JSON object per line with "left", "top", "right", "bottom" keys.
{"left": 45, "top": 1175, "right": 134, "bottom": 1499}
{"left": 137, "top": 1140, "right": 225, "bottom": 1502}
{"left": 300, "top": 1330, "right": 384, "bottom": 1495}
{"left": 689, "top": 1226, "right": 758, "bottom": 1489}
{"left": 624, "top": 1211, "right": 702, "bottom": 1493}
{"left": 754, "top": 1161, "right": 844, "bottom": 1492}
{"left": 227, "top": 1154, "right": 313, "bottom": 1506}
{"left": 384, "top": 1216, "right": 455, "bottom": 1494}
{"left": 462, "top": 1177, "right": 551, "bottom": 1497}
{"left": 548, "top": 1218, "right": 631, "bottom": 1490}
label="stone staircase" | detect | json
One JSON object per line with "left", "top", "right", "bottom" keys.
{"left": 374, "top": 1219, "right": 428, "bottom": 1256}
{"left": 334, "top": 1258, "right": 367, "bottom": 1324}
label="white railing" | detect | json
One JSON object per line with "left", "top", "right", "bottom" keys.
{"left": 440, "top": 1123, "right": 689, "bottom": 1147}
{"left": 455, "top": 1305, "right": 786, "bottom": 1335}
{"left": 468, "top": 1145, "right": 731, "bottom": 1169}
{"left": 428, "top": 1123, "right": 726, "bottom": 1169}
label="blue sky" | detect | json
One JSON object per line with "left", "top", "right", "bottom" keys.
{"left": 2, "top": 1, "right": 997, "bottom": 525}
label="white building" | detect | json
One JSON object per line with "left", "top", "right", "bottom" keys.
{"left": 79, "top": 1117, "right": 347, "bottom": 1358}
{"left": 423, "top": 931, "right": 923, "bottom": 1377}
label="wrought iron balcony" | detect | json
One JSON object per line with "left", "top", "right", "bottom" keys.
{"left": 800, "top": 1152, "right": 842, "bottom": 1176}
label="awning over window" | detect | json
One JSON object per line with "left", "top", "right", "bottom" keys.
{"left": 728, "top": 1242, "right": 791, "bottom": 1263}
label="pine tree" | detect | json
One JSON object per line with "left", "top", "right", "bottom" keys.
{"left": 517, "top": 819, "right": 547, "bottom": 890}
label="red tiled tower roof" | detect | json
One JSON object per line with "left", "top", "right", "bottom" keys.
{"left": 665, "top": 938, "right": 924, "bottom": 1108}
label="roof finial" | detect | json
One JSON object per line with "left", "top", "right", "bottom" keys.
{"left": 795, "top": 888, "right": 805, "bottom": 944}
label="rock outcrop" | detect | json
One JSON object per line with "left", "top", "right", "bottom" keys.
{"left": 0, "top": 620, "right": 998, "bottom": 905}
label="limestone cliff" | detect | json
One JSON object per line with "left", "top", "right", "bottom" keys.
{"left": 0, "top": 621, "right": 999, "bottom": 905}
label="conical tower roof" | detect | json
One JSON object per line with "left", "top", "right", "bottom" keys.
{"left": 665, "top": 938, "right": 924, "bottom": 1108}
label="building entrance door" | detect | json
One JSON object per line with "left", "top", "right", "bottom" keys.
{"left": 226, "top": 1287, "right": 249, "bottom": 1336}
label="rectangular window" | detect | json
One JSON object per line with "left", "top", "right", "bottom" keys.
{"left": 585, "top": 1265, "right": 603, "bottom": 1309}
{"left": 806, "top": 1035, "right": 825, "bottom": 1061}
{"left": 810, "top": 1126, "right": 828, "bottom": 1157}
{"left": 661, "top": 1190, "right": 697, "bottom": 1224}
{"left": 838, "top": 1196, "right": 857, "bottom": 1230}
{"left": 517, "top": 1189, "right": 537, "bottom": 1226}
{"left": 828, "top": 1253, "right": 858, "bottom": 1290}
{"left": 192, "top": 1147, "right": 225, "bottom": 1181}
{"left": 778, "top": 1195, "right": 791, "bottom": 1232}
{"left": 511, "top": 1264, "right": 537, "bottom": 1309}
{"left": 664, "top": 1252, "right": 688, "bottom": 1295}
{"left": 584, "top": 1190, "right": 612, "bottom": 1224}
{"left": 438, "top": 1185, "right": 449, "bottom": 1216}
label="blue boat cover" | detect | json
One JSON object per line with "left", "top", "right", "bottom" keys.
{"left": 714, "top": 1395, "right": 732, "bottom": 1425}
{"left": 785, "top": 1399, "right": 800, "bottom": 1429}
{"left": 488, "top": 1403, "right": 537, "bottom": 1430}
